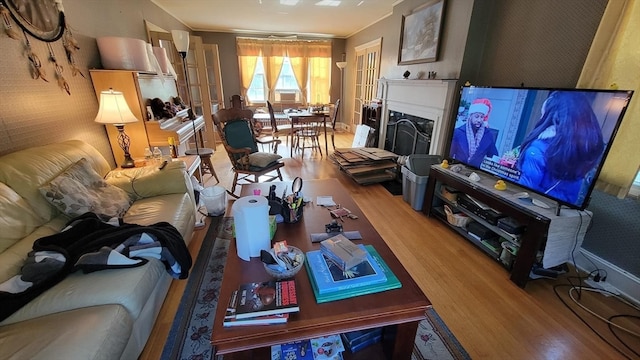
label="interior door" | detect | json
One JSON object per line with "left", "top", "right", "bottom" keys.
{"left": 353, "top": 38, "right": 381, "bottom": 129}
{"left": 201, "top": 44, "right": 224, "bottom": 119}
{"left": 149, "top": 32, "right": 222, "bottom": 149}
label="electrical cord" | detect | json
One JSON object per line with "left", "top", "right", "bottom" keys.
{"left": 567, "top": 286, "right": 640, "bottom": 337}
{"left": 129, "top": 172, "right": 143, "bottom": 199}
{"left": 551, "top": 211, "right": 639, "bottom": 359}
{"left": 608, "top": 314, "right": 640, "bottom": 357}
{"left": 553, "top": 283, "right": 637, "bottom": 360}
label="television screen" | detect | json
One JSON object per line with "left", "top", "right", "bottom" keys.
{"left": 448, "top": 86, "right": 633, "bottom": 210}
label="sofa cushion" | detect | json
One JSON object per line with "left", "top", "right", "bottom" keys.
{"left": 249, "top": 152, "right": 282, "bottom": 168}
{"left": 1, "top": 257, "right": 168, "bottom": 326}
{"left": 0, "top": 182, "right": 45, "bottom": 253}
{"left": 39, "top": 158, "right": 133, "bottom": 220}
{"left": 123, "top": 193, "right": 196, "bottom": 242}
{"left": 0, "top": 305, "right": 132, "bottom": 360}
{"left": 0, "top": 216, "right": 67, "bottom": 284}
{"left": 0, "top": 140, "right": 111, "bottom": 223}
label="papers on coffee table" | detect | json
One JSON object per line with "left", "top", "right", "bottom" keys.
{"left": 317, "top": 196, "right": 336, "bottom": 206}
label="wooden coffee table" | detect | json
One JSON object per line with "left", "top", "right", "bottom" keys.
{"left": 211, "top": 178, "right": 431, "bottom": 359}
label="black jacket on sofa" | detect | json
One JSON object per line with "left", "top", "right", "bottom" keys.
{"left": 0, "top": 212, "right": 192, "bottom": 321}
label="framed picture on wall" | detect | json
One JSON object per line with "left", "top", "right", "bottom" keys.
{"left": 398, "top": 0, "right": 446, "bottom": 65}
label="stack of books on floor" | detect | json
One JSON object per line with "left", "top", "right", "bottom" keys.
{"left": 305, "top": 234, "right": 401, "bottom": 303}
{"left": 271, "top": 334, "right": 345, "bottom": 360}
{"left": 223, "top": 279, "right": 299, "bottom": 327}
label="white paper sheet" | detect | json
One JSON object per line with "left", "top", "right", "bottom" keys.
{"left": 316, "top": 196, "right": 336, "bottom": 206}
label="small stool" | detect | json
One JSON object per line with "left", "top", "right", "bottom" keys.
{"left": 185, "top": 148, "right": 220, "bottom": 184}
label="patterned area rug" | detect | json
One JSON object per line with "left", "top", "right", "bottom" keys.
{"left": 161, "top": 217, "right": 470, "bottom": 360}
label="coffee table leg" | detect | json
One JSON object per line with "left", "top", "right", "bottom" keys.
{"left": 382, "top": 321, "right": 419, "bottom": 359}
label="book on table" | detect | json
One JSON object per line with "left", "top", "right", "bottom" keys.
{"left": 223, "top": 290, "right": 289, "bottom": 327}
{"left": 306, "top": 244, "right": 387, "bottom": 294}
{"left": 305, "top": 245, "right": 401, "bottom": 304}
{"left": 233, "top": 279, "right": 299, "bottom": 320}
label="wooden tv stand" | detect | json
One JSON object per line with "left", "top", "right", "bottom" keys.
{"left": 422, "top": 165, "right": 553, "bottom": 288}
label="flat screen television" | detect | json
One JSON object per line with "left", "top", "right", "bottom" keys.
{"left": 448, "top": 86, "right": 633, "bottom": 210}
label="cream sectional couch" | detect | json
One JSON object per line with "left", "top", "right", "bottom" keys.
{"left": 0, "top": 140, "right": 197, "bottom": 360}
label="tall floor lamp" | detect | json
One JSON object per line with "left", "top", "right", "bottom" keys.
{"left": 171, "top": 29, "right": 200, "bottom": 155}
{"left": 335, "top": 61, "right": 347, "bottom": 123}
{"left": 94, "top": 88, "right": 139, "bottom": 168}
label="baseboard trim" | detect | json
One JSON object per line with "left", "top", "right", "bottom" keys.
{"left": 575, "top": 249, "right": 640, "bottom": 305}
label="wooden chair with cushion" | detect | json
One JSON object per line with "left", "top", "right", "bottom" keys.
{"left": 213, "top": 107, "right": 284, "bottom": 196}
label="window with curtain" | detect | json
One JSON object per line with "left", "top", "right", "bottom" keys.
{"left": 237, "top": 37, "right": 331, "bottom": 106}
{"left": 247, "top": 57, "right": 302, "bottom": 103}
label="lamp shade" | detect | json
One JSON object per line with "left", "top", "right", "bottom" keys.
{"left": 171, "top": 30, "right": 190, "bottom": 53}
{"left": 94, "top": 89, "right": 138, "bottom": 125}
{"left": 336, "top": 61, "right": 347, "bottom": 70}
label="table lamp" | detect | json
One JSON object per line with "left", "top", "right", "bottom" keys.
{"left": 94, "top": 88, "right": 139, "bottom": 168}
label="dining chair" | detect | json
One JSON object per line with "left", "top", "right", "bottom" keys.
{"left": 294, "top": 117, "right": 323, "bottom": 158}
{"left": 258, "top": 101, "right": 304, "bottom": 152}
{"left": 213, "top": 107, "right": 284, "bottom": 196}
{"left": 323, "top": 99, "right": 340, "bottom": 150}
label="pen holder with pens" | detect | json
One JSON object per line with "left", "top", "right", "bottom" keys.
{"left": 282, "top": 196, "right": 304, "bottom": 223}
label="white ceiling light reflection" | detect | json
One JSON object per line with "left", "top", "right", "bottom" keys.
{"left": 316, "top": 0, "right": 341, "bottom": 6}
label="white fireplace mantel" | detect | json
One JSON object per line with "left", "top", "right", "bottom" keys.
{"left": 377, "top": 78, "right": 459, "bottom": 155}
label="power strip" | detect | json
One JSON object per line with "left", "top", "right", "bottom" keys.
{"left": 584, "top": 279, "right": 620, "bottom": 296}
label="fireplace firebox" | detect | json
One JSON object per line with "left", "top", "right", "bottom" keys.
{"left": 385, "top": 111, "right": 434, "bottom": 156}
{"left": 376, "top": 79, "right": 459, "bottom": 157}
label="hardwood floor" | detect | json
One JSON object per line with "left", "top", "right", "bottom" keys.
{"left": 140, "top": 132, "right": 639, "bottom": 360}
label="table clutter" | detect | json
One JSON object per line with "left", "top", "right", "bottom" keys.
{"left": 320, "top": 234, "right": 367, "bottom": 271}
{"left": 261, "top": 241, "right": 305, "bottom": 279}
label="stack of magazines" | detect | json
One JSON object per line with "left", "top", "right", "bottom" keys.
{"left": 223, "top": 279, "right": 299, "bottom": 327}
{"left": 305, "top": 244, "right": 401, "bottom": 303}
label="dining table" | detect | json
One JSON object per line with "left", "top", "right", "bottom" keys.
{"left": 253, "top": 110, "right": 330, "bottom": 158}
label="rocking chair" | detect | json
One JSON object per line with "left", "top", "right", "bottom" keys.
{"left": 213, "top": 107, "right": 284, "bottom": 196}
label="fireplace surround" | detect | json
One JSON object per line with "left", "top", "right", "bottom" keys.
{"left": 377, "top": 79, "right": 459, "bottom": 156}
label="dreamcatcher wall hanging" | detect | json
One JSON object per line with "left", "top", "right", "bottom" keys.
{"left": 1, "top": 0, "right": 83, "bottom": 95}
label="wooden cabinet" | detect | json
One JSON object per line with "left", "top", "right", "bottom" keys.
{"left": 90, "top": 70, "right": 204, "bottom": 162}
{"left": 423, "top": 165, "right": 590, "bottom": 288}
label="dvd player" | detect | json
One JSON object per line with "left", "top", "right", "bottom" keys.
{"left": 457, "top": 195, "right": 504, "bottom": 225}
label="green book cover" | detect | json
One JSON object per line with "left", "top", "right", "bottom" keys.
{"left": 305, "top": 245, "right": 401, "bottom": 303}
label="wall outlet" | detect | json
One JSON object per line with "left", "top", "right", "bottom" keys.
{"left": 343, "top": 124, "right": 351, "bottom": 132}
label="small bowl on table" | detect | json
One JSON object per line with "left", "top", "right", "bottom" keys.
{"left": 263, "top": 246, "right": 305, "bottom": 279}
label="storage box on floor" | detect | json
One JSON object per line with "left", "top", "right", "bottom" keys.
{"left": 401, "top": 155, "right": 442, "bottom": 211}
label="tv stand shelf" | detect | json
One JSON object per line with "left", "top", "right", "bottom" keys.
{"left": 424, "top": 165, "right": 592, "bottom": 288}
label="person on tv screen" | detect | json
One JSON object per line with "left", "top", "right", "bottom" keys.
{"left": 450, "top": 98, "right": 499, "bottom": 168}
{"left": 516, "top": 91, "right": 604, "bottom": 205}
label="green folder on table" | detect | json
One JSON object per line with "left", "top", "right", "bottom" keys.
{"left": 305, "top": 245, "right": 401, "bottom": 303}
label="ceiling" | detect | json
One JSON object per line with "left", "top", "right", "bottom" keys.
{"left": 151, "top": 0, "right": 400, "bottom": 38}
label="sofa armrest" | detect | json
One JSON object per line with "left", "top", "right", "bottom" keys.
{"left": 104, "top": 161, "right": 196, "bottom": 208}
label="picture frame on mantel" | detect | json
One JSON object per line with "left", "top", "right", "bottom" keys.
{"left": 398, "top": 0, "right": 446, "bottom": 65}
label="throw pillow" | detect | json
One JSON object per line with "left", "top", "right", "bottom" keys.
{"left": 248, "top": 152, "right": 282, "bottom": 168}
{"left": 39, "top": 158, "right": 133, "bottom": 220}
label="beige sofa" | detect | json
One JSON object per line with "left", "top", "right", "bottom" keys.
{"left": 0, "top": 140, "right": 197, "bottom": 360}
